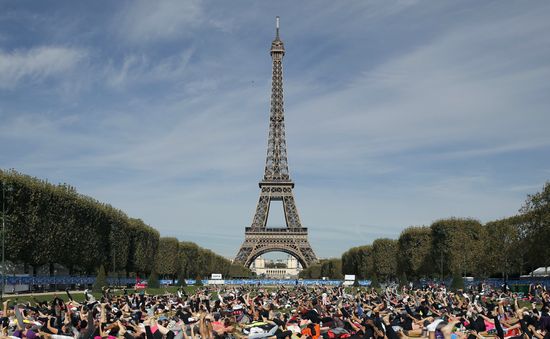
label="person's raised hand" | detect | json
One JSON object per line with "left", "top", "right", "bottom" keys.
{"left": 117, "top": 321, "right": 127, "bottom": 335}
{"left": 441, "top": 320, "right": 460, "bottom": 339}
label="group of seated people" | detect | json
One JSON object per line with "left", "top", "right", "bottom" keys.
{"left": 0, "top": 282, "right": 549, "bottom": 339}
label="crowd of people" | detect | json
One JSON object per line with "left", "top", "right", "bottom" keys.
{"left": 1, "top": 282, "right": 549, "bottom": 339}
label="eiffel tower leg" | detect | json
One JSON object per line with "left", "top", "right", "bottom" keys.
{"left": 297, "top": 239, "right": 317, "bottom": 264}
{"left": 234, "top": 238, "right": 256, "bottom": 265}
{"left": 250, "top": 193, "right": 270, "bottom": 229}
{"left": 282, "top": 194, "right": 301, "bottom": 229}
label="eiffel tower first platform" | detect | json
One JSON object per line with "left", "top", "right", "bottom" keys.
{"left": 234, "top": 17, "right": 318, "bottom": 269}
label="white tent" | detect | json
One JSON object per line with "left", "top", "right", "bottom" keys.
{"left": 521, "top": 267, "right": 550, "bottom": 277}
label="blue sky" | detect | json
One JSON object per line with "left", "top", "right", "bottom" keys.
{"left": 1, "top": 1, "right": 549, "bottom": 259}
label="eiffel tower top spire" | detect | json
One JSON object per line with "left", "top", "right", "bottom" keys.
{"left": 271, "top": 16, "right": 284, "bottom": 54}
{"left": 276, "top": 16, "right": 280, "bottom": 39}
{"left": 262, "top": 16, "right": 291, "bottom": 186}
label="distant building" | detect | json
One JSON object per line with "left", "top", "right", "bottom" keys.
{"left": 251, "top": 255, "right": 301, "bottom": 278}
{"left": 254, "top": 256, "right": 265, "bottom": 269}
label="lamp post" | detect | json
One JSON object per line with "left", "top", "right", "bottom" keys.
{"left": 1, "top": 181, "right": 9, "bottom": 301}
{"left": 440, "top": 248, "right": 444, "bottom": 283}
{"left": 2, "top": 182, "right": 5, "bottom": 301}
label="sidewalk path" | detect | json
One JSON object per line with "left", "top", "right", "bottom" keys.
{"left": 3, "top": 290, "right": 87, "bottom": 298}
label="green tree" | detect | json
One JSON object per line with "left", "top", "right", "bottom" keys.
{"left": 430, "top": 218, "right": 484, "bottom": 278}
{"left": 398, "top": 271, "right": 408, "bottom": 286}
{"left": 179, "top": 242, "right": 201, "bottom": 277}
{"left": 372, "top": 238, "right": 398, "bottom": 282}
{"left": 148, "top": 270, "right": 160, "bottom": 288}
{"left": 484, "top": 217, "right": 522, "bottom": 278}
{"left": 228, "top": 264, "right": 253, "bottom": 278}
{"left": 156, "top": 237, "right": 180, "bottom": 281}
{"left": 108, "top": 209, "right": 131, "bottom": 277}
{"left": 320, "top": 258, "right": 343, "bottom": 279}
{"left": 266, "top": 262, "right": 287, "bottom": 268}
{"left": 0, "top": 169, "right": 231, "bottom": 280}
{"left": 299, "top": 263, "right": 322, "bottom": 279}
{"left": 341, "top": 245, "right": 374, "bottom": 279}
{"left": 177, "top": 270, "right": 187, "bottom": 286}
{"left": 519, "top": 182, "right": 550, "bottom": 275}
{"left": 370, "top": 275, "right": 379, "bottom": 288}
{"left": 398, "top": 226, "right": 432, "bottom": 279}
{"left": 2, "top": 172, "right": 45, "bottom": 272}
{"left": 93, "top": 264, "right": 108, "bottom": 293}
{"left": 127, "top": 219, "right": 160, "bottom": 275}
{"left": 451, "top": 271, "right": 464, "bottom": 290}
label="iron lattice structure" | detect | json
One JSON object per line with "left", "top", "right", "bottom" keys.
{"left": 234, "top": 18, "right": 318, "bottom": 269}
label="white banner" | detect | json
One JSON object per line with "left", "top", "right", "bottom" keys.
{"left": 207, "top": 280, "right": 225, "bottom": 285}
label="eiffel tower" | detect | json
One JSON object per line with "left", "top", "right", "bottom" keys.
{"left": 234, "top": 17, "right": 318, "bottom": 269}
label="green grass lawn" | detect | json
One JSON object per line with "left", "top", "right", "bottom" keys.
{"left": 3, "top": 286, "right": 202, "bottom": 304}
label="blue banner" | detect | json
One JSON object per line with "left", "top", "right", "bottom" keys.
{"left": 6, "top": 276, "right": 547, "bottom": 288}
{"left": 5, "top": 276, "right": 371, "bottom": 286}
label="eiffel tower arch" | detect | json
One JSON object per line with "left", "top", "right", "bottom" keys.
{"left": 234, "top": 17, "right": 318, "bottom": 269}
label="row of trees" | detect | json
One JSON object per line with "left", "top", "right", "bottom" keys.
{"left": 2, "top": 168, "right": 546, "bottom": 282}
{"left": 340, "top": 182, "right": 550, "bottom": 282}
{"left": 156, "top": 239, "right": 251, "bottom": 281}
{"left": 0, "top": 169, "right": 249, "bottom": 278}
{"left": 299, "top": 258, "right": 343, "bottom": 279}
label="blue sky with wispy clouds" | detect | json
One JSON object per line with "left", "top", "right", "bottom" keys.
{"left": 1, "top": 1, "right": 549, "bottom": 259}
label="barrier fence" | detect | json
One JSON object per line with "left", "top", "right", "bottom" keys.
{"left": 464, "top": 278, "right": 550, "bottom": 288}
{"left": 4, "top": 276, "right": 549, "bottom": 288}
{"left": 3, "top": 276, "right": 370, "bottom": 287}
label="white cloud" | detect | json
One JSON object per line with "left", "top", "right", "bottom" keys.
{"left": 0, "top": 47, "right": 86, "bottom": 89}
{"left": 286, "top": 7, "right": 550, "bottom": 174}
{"left": 104, "top": 49, "right": 194, "bottom": 89}
{"left": 116, "top": 0, "right": 203, "bottom": 43}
